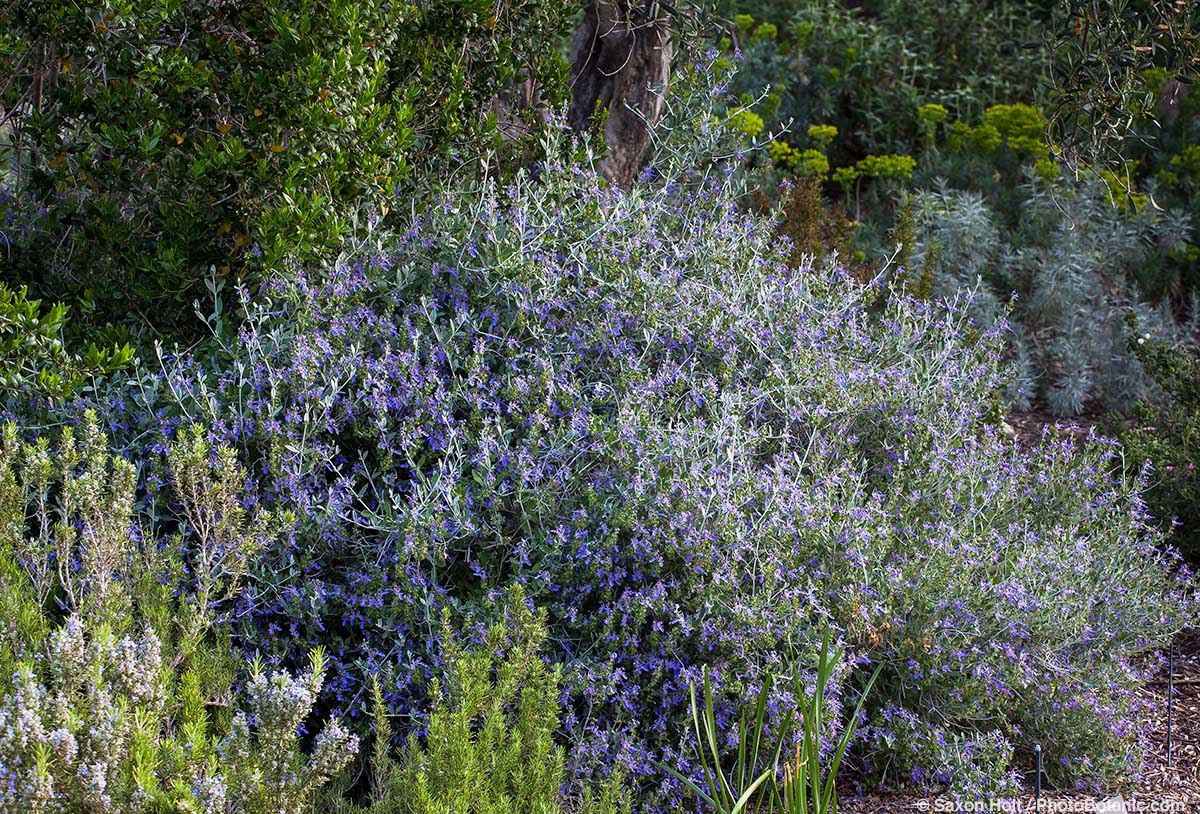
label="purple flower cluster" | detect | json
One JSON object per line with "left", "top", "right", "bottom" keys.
{"left": 0, "top": 188, "right": 56, "bottom": 251}
{"left": 79, "top": 136, "right": 1195, "bottom": 806}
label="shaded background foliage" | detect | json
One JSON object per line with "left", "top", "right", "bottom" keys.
{"left": 0, "top": 0, "right": 569, "bottom": 339}
{"left": 713, "top": 0, "right": 1200, "bottom": 569}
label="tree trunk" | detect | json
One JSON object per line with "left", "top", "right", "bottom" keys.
{"left": 568, "top": 0, "right": 672, "bottom": 189}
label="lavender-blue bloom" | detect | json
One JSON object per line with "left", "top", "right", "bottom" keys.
{"left": 40, "top": 89, "right": 1198, "bottom": 808}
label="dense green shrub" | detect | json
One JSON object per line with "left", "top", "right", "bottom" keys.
{"left": 1121, "top": 328, "right": 1200, "bottom": 563}
{"left": 399, "top": 595, "right": 566, "bottom": 813}
{"left": 0, "top": 0, "right": 568, "bottom": 338}
{"left": 0, "top": 282, "right": 133, "bottom": 401}
{"left": 332, "top": 586, "right": 629, "bottom": 814}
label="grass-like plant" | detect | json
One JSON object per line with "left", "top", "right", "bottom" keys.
{"left": 664, "top": 669, "right": 786, "bottom": 814}
{"left": 774, "top": 630, "right": 880, "bottom": 814}
{"left": 667, "top": 629, "right": 881, "bottom": 814}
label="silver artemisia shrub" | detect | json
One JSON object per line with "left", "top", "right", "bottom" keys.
{"left": 910, "top": 178, "right": 1194, "bottom": 415}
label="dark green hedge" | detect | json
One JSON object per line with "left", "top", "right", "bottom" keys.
{"left": 0, "top": 0, "right": 568, "bottom": 339}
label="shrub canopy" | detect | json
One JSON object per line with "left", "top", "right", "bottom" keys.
{"left": 69, "top": 99, "right": 1195, "bottom": 806}
{"left": 0, "top": 0, "right": 568, "bottom": 337}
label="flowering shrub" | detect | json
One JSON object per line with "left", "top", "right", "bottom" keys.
{"left": 917, "top": 104, "right": 949, "bottom": 146}
{"left": 768, "top": 143, "right": 830, "bottom": 178}
{"left": 66, "top": 94, "right": 1195, "bottom": 810}
{"left": 0, "top": 415, "right": 355, "bottom": 812}
{"left": 807, "top": 124, "right": 838, "bottom": 150}
{"left": 855, "top": 153, "right": 917, "bottom": 183}
{"left": 0, "top": 623, "right": 356, "bottom": 814}
{"left": 0, "top": 620, "right": 179, "bottom": 811}
{"left": 223, "top": 650, "right": 359, "bottom": 814}
{"left": 979, "top": 104, "right": 1047, "bottom": 157}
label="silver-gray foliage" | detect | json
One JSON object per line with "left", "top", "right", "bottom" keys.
{"left": 911, "top": 178, "right": 1194, "bottom": 416}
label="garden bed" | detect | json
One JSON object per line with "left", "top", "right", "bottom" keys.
{"left": 840, "top": 631, "right": 1200, "bottom": 813}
